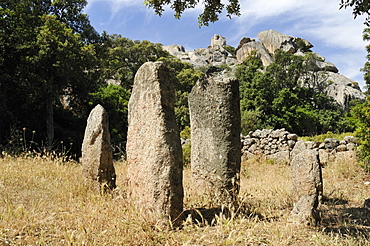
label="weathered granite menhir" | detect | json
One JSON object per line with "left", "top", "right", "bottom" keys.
{"left": 81, "top": 104, "right": 116, "bottom": 191}
{"left": 189, "top": 67, "right": 241, "bottom": 205}
{"left": 290, "top": 149, "right": 323, "bottom": 225}
{"left": 126, "top": 61, "right": 184, "bottom": 226}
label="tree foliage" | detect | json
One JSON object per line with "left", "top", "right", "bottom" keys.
{"left": 362, "top": 28, "right": 370, "bottom": 91}
{"left": 100, "top": 34, "right": 170, "bottom": 90}
{"left": 158, "top": 57, "right": 203, "bottom": 131}
{"left": 351, "top": 99, "right": 370, "bottom": 171}
{"left": 144, "top": 0, "right": 240, "bottom": 26}
{"left": 144, "top": 0, "right": 370, "bottom": 26}
{"left": 0, "top": 0, "right": 100, "bottom": 153}
{"left": 340, "top": 0, "right": 370, "bottom": 26}
{"left": 236, "top": 50, "right": 353, "bottom": 136}
{"left": 351, "top": 28, "right": 370, "bottom": 171}
{"left": 90, "top": 84, "right": 131, "bottom": 146}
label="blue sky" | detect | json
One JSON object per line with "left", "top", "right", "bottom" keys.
{"left": 84, "top": 0, "right": 368, "bottom": 89}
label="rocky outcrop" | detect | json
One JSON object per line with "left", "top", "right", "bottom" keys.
{"left": 257, "top": 29, "right": 298, "bottom": 54}
{"left": 235, "top": 39, "right": 273, "bottom": 67}
{"left": 236, "top": 30, "right": 365, "bottom": 110}
{"left": 163, "top": 34, "right": 237, "bottom": 68}
{"left": 164, "top": 30, "right": 365, "bottom": 110}
{"left": 126, "top": 61, "right": 184, "bottom": 226}
{"left": 325, "top": 72, "right": 366, "bottom": 111}
{"left": 189, "top": 67, "right": 241, "bottom": 205}
{"left": 211, "top": 34, "right": 227, "bottom": 48}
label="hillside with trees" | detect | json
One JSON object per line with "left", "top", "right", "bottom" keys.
{"left": 0, "top": 0, "right": 370, "bottom": 170}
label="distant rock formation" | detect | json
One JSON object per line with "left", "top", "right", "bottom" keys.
{"left": 257, "top": 29, "right": 299, "bottom": 54}
{"left": 163, "top": 30, "right": 365, "bottom": 111}
{"left": 162, "top": 34, "right": 237, "bottom": 68}
{"left": 236, "top": 38, "right": 273, "bottom": 67}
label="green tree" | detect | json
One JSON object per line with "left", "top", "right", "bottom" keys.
{"left": 100, "top": 34, "right": 170, "bottom": 90}
{"left": 90, "top": 84, "right": 130, "bottom": 146}
{"left": 362, "top": 28, "right": 370, "bottom": 92}
{"left": 0, "top": 0, "right": 43, "bottom": 141}
{"left": 31, "top": 14, "right": 97, "bottom": 149}
{"left": 236, "top": 49, "right": 350, "bottom": 136}
{"left": 0, "top": 0, "right": 100, "bottom": 153}
{"left": 351, "top": 98, "right": 370, "bottom": 171}
{"left": 351, "top": 28, "right": 370, "bottom": 171}
{"left": 158, "top": 57, "right": 203, "bottom": 131}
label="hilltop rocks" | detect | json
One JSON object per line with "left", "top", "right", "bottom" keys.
{"left": 164, "top": 30, "right": 365, "bottom": 110}
{"left": 163, "top": 34, "right": 237, "bottom": 68}
{"left": 126, "top": 61, "right": 183, "bottom": 225}
{"left": 257, "top": 29, "right": 298, "bottom": 54}
{"left": 236, "top": 30, "right": 365, "bottom": 110}
{"left": 81, "top": 104, "right": 116, "bottom": 191}
{"left": 189, "top": 67, "right": 241, "bottom": 205}
{"left": 236, "top": 39, "right": 273, "bottom": 67}
{"left": 325, "top": 72, "right": 366, "bottom": 111}
{"left": 162, "top": 44, "right": 186, "bottom": 57}
{"left": 211, "top": 34, "right": 227, "bottom": 48}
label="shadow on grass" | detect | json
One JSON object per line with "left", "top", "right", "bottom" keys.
{"left": 321, "top": 205, "right": 370, "bottom": 240}
{"left": 182, "top": 204, "right": 266, "bottom": 227}
{"left": 322, "top": 195, "right": 348, "bottom": 206}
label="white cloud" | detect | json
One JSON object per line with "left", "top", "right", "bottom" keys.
{"left": 233, "top": 0, "right": 365, "bottom": 48}
{"left": 226, "top": 0, "right": 368, "bottom": 86}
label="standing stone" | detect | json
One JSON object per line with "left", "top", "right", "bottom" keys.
{"left": 126, "top": 61, "right": 183, "bottom": 225}
{"left": 188, "top": 67, "right": 241, "bottom": 205}
{"left": 81, "top": 104, "right": 116, "bottom": 190}
{"left": 290, "top": 149, "right": 322, "bottom": 225}
{"left": 290, "top": 140, "right": 306, "bottom": 161}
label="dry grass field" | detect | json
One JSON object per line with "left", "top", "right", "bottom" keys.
{"left": 0, "top": 154, "right": 369, "bottom": 245}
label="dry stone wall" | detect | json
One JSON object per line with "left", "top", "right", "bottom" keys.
{"left": 241, "top": 129, "right": 357, "bottom": 164}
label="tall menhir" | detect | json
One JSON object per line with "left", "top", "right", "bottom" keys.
{"left": 126, "top": 61, "right": 184, "bottom": 226}
{"left": 189, "top": 67, "right": 241, "bottom": 205}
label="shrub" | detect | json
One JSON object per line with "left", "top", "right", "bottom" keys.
{"left": 182, "top": 141, "right": 191, "bottom": 167}
{"left": 351, "top": 98, "right": 370, "bottom": 172}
